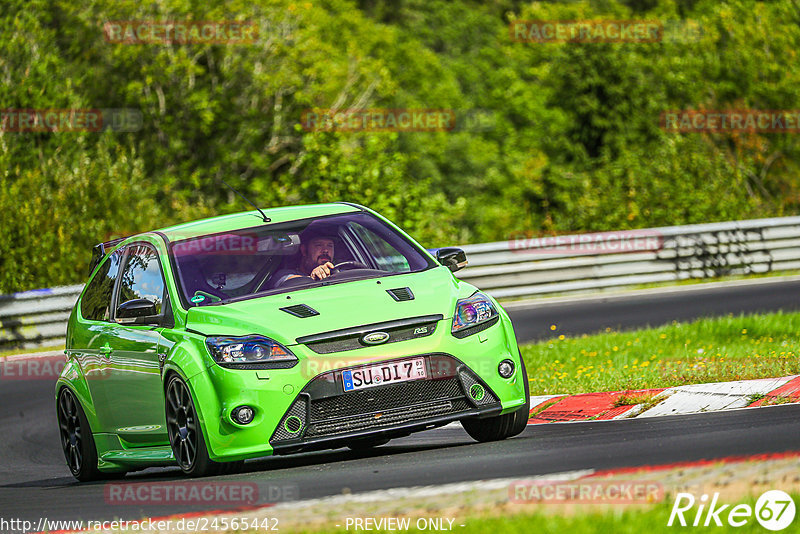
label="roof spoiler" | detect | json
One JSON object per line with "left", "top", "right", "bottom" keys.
{"left": 88, "top": 237, "right": 127, "bottom": 276}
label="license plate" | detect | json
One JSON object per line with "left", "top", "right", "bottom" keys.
{"left": 342, "top": 358, "right": 427, "bottom": 392}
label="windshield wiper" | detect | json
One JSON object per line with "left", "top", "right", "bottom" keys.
{"left": 213, "top": 282, "right": 326, "bottom": 305}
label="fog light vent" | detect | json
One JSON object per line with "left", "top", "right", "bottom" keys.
{"left": 271, "top": 394, "right": 309, "bottom": 442}
{"left": 458, "top": 368, "right": 498, "bottom": 407}
{"left": 469, "top": 384, "right": 485, "bottom": 401}
{"left": 284, "top": 415, "right": 303, "bottom": 433}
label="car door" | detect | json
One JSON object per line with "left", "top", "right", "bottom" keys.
{"left": 100, "top": 243, "right": 170, "bottom": 446}
{"left": 70, "top": 248, "right": 124, "bottom": 433}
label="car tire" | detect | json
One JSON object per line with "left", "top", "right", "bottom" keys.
{"left": 166, "top": 375, "right": 241, "bottom": 477}
{"left": 57, "top": 387, "right": 105, "bottom": 482}
{"left": 347, "top": 437, "right": 390, "bottom": 451}
{"left": 217, "top": 460, "right": 246, "bottom": 475}
{"left": 461, "top": 354, "right": 530, "bottom": 442}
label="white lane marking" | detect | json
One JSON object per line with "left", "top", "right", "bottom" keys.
{"left": 639, "top": 376, "right": 797, "bottom": 417}
{"left": 529, "top": 394, "right": 566, "bottom": 410}
{"left": 611, "top": 405, "right": 642, "bottom": 419}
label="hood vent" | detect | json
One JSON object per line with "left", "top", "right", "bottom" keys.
{"left": 387, "top": 287, "right": 414, "bottom": 302}
{"left": 280, "top": 304, "right": 320, "bottom": 318}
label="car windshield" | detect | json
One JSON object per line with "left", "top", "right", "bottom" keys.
{"left": 169, "top": 211, "right": 435, "bottom": 307}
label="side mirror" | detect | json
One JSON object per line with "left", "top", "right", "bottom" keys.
{"left": 435, "top": 247, "right": 468, "bottom": 273}
{"left": 116, "top": 298, "right": 160, "bottom": 325}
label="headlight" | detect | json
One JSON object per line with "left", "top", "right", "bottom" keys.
{"left": 451, "top": 292, "right": 499, "bottom": 338}
{"left": 205, "top": 336, "right": 297, "bottom": 368}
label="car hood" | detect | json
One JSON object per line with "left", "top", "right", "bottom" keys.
{"left": 185, "top": 267, "right": 462, "bottom": 345}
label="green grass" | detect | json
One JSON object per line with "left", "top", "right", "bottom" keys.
{"left": 521, "top": 311, "right": 800, "bottom": 395}
{"left": 612, "top": 393, "right": 661, "bottom": 410}
{"left": 277, "top": 494, "right": 796, "bottom": 534}
{"left": 762, "top": 395, "right": 794, "bottom": 406}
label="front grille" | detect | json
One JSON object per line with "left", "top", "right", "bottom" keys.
{"left": 270, "top": 354, "right": 501, "bottom": 445}
{"left": 280, "top": 304, "right": 319, "bottom": 318}
{"left": 310, "top": 377, "right": 463, "bottom": 421}
{"left": 297, "top": 315, "right": 441, "bottom": 354}
{"left": 306, "top": 400, "right": 472, "bottom": 437}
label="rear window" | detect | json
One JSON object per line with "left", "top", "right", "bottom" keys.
{"left": 80, "top": 249, "right": 123, "bottom": 321}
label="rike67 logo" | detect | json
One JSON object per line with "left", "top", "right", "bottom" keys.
{"left": 668, "top": 490, "right": 796, "bottom": 530}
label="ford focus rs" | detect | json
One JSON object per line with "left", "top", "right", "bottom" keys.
{"left": 56, "top": 203, "right": 529, "bottom": 480}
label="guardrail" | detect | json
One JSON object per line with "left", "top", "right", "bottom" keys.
{"left": 458, "top": 216, "right": 800, "bottom": 298}
{"left": 3, "top": 216, "right": 800, "bottom": 349}
{"left": 0, "top": 285, "right": 83, "bottom": 349}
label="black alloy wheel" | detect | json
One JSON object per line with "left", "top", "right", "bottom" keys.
{"left": 57, "top": 388, "right": 105, "bottom": 481}
{"left": 166, "top": 375, "right": 243, "bottom": 477}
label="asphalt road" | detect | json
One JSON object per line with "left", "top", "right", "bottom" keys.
{"left": 2, "top": 277, "right": 800, "bottom": 525}
{"left": 507, "top": 277, "right": 800, "bottom": 343}
{"left": 1, "top": 375, "right": 800, "bottom": 525}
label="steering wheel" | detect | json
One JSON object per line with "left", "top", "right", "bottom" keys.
{"left": 330, "top": 261, "right": 368, "bottom": 274}
{"left": 275, "top": 262, "right": 371, "bottom": 288}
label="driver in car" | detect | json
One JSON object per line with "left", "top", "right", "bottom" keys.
{"left": 272, "top": 234, "right": 337, "bottom": 286}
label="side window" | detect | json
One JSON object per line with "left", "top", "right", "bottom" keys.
{"left": 117, "top": 245, "right": 165, "bottom": 315}
{"left": 80, "top": 249, "right": 123, "bottom": 321}
{"left": 349, "top": 223, "right": 411, "bottom": 272}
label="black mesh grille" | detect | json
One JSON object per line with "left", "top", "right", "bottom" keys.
{"left": 306, "top": 400, "right": 472, "bottom": 437}
{"left": 310, "top": 378, "right": 463, "bottom": 421}
{"left": 270, "top": 355, "right": 501, "bottom": 444}
{"left": 386, "top": 287, "right": 414, "bottom": 301}
{"left": 280, "top": 304, "right": 319, "bottom": 318}
{"left": 271, "top": 395, "right": 308, "bottom": 441}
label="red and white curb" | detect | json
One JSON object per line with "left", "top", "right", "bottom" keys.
{"left": 528, "top": 375, "right": 800, "bottom": 424}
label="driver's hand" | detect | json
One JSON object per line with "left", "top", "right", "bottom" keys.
{"left": 310, "top": 261, "right": 335, "bottom": 280}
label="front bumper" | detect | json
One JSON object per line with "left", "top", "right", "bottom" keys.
{"left": 269, "top": 354, "right": 501, "bottom": 454}
{"left": 190, "top": 315, "right": 525, "bottom": 461}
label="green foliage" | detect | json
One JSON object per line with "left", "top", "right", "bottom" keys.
{"left": 1, "top": 0, "right": 799, "bottom": 292}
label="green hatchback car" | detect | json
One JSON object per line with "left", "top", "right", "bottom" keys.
{"left": 56, "top": 203, "right": 529, "bottom": 480}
